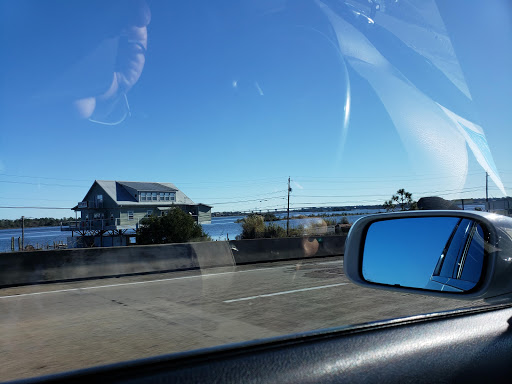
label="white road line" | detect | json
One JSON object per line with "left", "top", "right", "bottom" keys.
{"left": 0, "top": 260, "right": 342, "bottom": 300}
{"left": 223, "top": 283, "right": 348, "bottom": 303}
{"left": 316, "top": 260, "right": 343, "bottom": 265}
{"left": 0, "top": 269, "right": 267, "bottom": 299}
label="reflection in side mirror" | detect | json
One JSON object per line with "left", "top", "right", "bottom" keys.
{"left": 363, "top": 217, "right": 485, "bottom": 292}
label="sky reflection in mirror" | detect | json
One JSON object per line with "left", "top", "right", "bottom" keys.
{"left": 362, "top": 217, "right": 461, "bottom": 289}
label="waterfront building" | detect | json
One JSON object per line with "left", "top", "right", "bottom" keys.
{"left": 62, "top": 180, "right": 211, "bottom": 247}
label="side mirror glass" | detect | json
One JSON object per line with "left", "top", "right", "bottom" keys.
{"left": 362, "top": 217, "right": 485, "bottom": 292}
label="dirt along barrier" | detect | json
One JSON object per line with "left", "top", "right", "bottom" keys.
{"left": 230, "top": 235, "right": 346, "bottom": 265}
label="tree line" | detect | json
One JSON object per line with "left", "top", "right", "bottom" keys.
{"left": 0, "top": 217, "right": 75, "bottom": 230}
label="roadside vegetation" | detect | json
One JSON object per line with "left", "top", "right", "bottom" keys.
{"left": 237, "top": 213, "right": 351, "bottom": 240}
{"left": 283, "top": 213, "right": 359, "bottom": 220}
{"left": 235, "top": 212, "right": 359, "bottom": 224}
{"left": 136, "top": 208, "right": 211, "bottom": 245}
{"left": 235, "top": 213, "right": 279, "bottom": 223}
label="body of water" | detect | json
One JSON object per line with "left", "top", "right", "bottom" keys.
{"left": 0, "top": 210, "right": 384, "bottom": 252}
{"left": 0, "top": 227, "right": 70, "bottom": 252}
{"left": 203, "top": 210, "right": 383, "bottom": 241}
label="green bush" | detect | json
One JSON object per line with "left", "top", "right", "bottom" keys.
{"left": 240, "top": 214, "right": 265, "bottom": 239}
{"left": 263, "top": 223, "right": 287, "bottom": 238}
{"left": 136, "top": 208, "right": 210, "bottom": 244}
{"left": 263, "top": 212, "right": 279, "bottom": 222}
{"left": 323, "top": 218, "right": 338, "bottom": 226}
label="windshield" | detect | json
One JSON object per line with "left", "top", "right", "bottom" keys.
{"left": 1, "top": 0, "right": 511, "bottom": 380}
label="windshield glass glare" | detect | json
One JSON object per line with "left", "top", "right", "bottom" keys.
{"left": 0, "top": 0, "right": 511, "bottom": 380}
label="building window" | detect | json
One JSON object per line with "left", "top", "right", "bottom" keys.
{"left": 171, "top": 192, "right": 175, "bottom": 201}
{"left": 164, "top": 192, "right": 169, "bottom": 201}
{"left": 152, "top": 192, "right": 157, "bottom": 201}
{"left": 159, "top": 192, "right": 164, "bottom": 201}
{"left": 146, "top": 210, "right": 152, "bottom": 217}
{"left": 141, "top": 192, "right": 146, "bottom": 201}
{"left": 128, "top": 211, "right": 134, "bottom": 220}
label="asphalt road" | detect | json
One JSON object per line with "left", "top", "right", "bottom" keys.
{"left": 0, "top": 256, "right": 484, "bottom": 381}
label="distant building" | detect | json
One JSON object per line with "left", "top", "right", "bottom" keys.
{"left": 488, "top": 197, "right": 512, "bottom": 216}
{"left": 453, "top": 197, "right": 512, "bottom": 216}
{"left": 65, "top": 180, "right": 211, "bottom": 239}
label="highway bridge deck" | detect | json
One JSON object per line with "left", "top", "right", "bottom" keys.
{"left": 0, "top": 256, "right": 482, "bottom": 381}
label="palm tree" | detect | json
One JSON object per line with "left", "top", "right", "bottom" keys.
{"left": 384, "top": 189, "right": 417, "bottom": 211}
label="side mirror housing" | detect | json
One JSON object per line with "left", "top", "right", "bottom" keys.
{"left": 344, "top": 211, "right": 512, "bottom": 302}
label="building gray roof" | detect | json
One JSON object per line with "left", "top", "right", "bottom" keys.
{"left": 118, "top": 181, "right": 177, "bottom": 192}
{"left": 93, "top": 180, "right": 197, "bottom": 206}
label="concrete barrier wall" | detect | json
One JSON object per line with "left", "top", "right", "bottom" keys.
{"left": 0, "top": 241, "right": 234, "bottom": 287}
{"left": 230, "top": 235, "right": 346, "bottom": 265}
{"left": 0, "top": 235, "right": 345, "bottom": 287}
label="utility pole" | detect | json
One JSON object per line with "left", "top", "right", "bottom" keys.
{"left": 486, "top": 172, "right": 489, "bottom": 212}
{"left": 21, "top": 216, "right": 25, "bottom": 251}
{"left": 287, "top": 177, "right": 291, "bottom": 236}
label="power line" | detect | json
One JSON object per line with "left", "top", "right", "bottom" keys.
{"left": 0, "top": 206, "right": 73, "bottom": 210}
{"left": 290, "top": 200, "right": 384, "bottom": 206}
{"left": 213, "top": 197, "right": 286, "bottom": 205}
{"left": 0, "top": 196, "right": 78, "bottom": 202}
{"left": 220, "top": 195, "right": 500, "bottom": 213}
{"left": 287, "top": 190, "right": 492, "bottom": 207}
{"left": 169, "top": 177, "right": 286, "bottom": 186}
{"left": 0, "top": 180, "right": 88, "bottom": 188}
{"left": 239, "top": 204, "right": 289, "bottom": 212}
{"left": 293, "top": 172, "right": 483, "bottom": 182}
{"left": 193, "top": 190, "right": 287, "bottom": 200}
{"left": 0, "top": 173, "right": 287, "bottom": 185}
{"left": 292, "top": 187, "right": 483, "bottom": 199}
{"left": 0, "top": 173, "right": 92, "bottom": 182}
{"left": 0, "top": 175, "right": 287, "bottom": 190}
{"left": 212, "top": 187, "right": 493, "bottom": 209}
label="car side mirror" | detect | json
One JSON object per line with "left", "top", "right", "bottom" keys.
{"left": 344, "top": 211, "right": 512, "bottom": 302}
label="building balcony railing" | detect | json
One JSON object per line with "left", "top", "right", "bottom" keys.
{"left": 115, "top": 218, "right": 142, "bottom": 228}
{"left": 61, "top": 219, "right": 139, "bottom": 231}
{"left": 76, "top": 201, "right": 104, "bottom": 209}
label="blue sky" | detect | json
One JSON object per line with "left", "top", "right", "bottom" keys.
{"left": 1, "top": 1, "right": 511, "bottom": 220}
